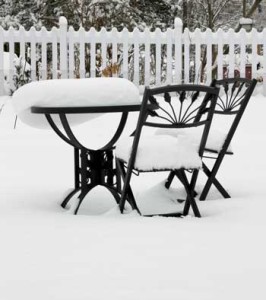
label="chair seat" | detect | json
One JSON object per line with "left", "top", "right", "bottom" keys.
{"left": 155, "top": 127, "right": 233, "bottom": 154}
{"left": 116, "top": 134, "right": 202, "bottom": 171}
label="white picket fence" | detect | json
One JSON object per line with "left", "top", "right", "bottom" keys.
{"left": 0, "top": 16, "right": 266, "bottom": 95}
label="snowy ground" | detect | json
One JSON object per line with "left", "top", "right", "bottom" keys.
{"left": 0, "top": 91, "right": 266, "bottom": 300}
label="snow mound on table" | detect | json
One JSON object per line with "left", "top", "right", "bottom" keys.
{"left": 11, "top": 78, "right": 140, "bottom": 129}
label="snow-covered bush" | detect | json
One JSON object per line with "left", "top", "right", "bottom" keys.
{"left": 2, "top": 52, "right": 31, "bottom": 95}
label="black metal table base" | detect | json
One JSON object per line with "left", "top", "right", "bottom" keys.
{"left": 31, "top": 107, "right": 138, "bottom": 214}
{"left": 61, "top": 188, "right": 81, "bottom": 209}
{"left": 31, "top": 104, "right": 156, "bottom": 215}
{"left": 62, "top": 148, "right": 122, "bottom": 214}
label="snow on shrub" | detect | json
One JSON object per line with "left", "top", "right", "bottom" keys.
{"left": 2, "top": 51, "right": 31, "bottom": 95}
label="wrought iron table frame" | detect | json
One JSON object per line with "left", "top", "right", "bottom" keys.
{"left": 31, "top": 104, "right": 149, "bottom": 214}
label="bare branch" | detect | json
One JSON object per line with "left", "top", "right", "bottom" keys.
{"left": 212, "top": 0, "right": 232, "bottom": 23}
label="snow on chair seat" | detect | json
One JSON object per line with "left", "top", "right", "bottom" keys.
{"left": 116, "top": 134, "right": 202, "bottom": 172}
{"left": 155, "top": 127, "right": 233, "bottom": 154}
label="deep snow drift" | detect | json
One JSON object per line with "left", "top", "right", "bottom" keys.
{"left": 0, "top": 89, "right": 266, "bottom": 300}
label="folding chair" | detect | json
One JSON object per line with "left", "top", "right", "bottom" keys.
{"left": 165, "top": 78, "right": 257, "bottom": 201}
{"left": 115, "top": 84, "right": 219, "bottom": 217}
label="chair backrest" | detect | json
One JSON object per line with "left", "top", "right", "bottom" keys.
{"left": 131, "top": 84, "right": 219, "bottom": 163}
{"left": 210, "top": 77, "right": 257, "bottom": 153}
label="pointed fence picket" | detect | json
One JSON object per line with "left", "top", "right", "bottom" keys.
{"left": 0, "top": 17, "right": 265, "bottom": 96}
{"left": 263, "top": 29, "right": 266, "bottom": 95}
{"left": 144, "top": 28, "right": 150, "bottom": 86}
{"left": 240, "top": 29, "right": 246, "bottom": 78}
{"left": 51, "top": 27, "right": 58, "bottom": 80}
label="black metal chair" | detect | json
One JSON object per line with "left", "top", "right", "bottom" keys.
{"left": 115, "top": 84, "right": 219, "bottom": 217}
{"left": 165, "top": 78, "right": 257, "bottom": 201}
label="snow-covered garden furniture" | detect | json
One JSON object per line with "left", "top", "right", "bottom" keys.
{"left": 115, "top": 84, "right": 219, "bottom": 217}
{"left": 165, "top": 78, "right": 257, "bottom": 202}
{"left": 12, "top": 77, "right": 149, "bottom": 214}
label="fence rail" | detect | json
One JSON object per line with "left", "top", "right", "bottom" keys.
{"left": 0, "top": 16, "right": 265, "bottom": 96}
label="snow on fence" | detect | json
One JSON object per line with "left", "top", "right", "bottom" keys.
{"left": 0, "top": 16, "right": 266, "bottom": 96}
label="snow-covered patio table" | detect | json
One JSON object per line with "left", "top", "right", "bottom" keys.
{"left": 12, "top": 77, "right": 150, "bottom": 214}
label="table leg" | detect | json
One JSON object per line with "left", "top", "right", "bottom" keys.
{"left": 61, "top": 148, "right": 81, "bottom": 208}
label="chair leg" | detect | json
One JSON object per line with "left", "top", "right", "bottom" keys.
{"left": 116, "top": 159, "right": 141, "bottom": 214}
{"left": 200, "top": 162, "right": 230, "bottom": 200}
{"left": 176, "top": 170, "right": 201, "bottom": 218}
{"left": 165, "top": 171, "right": 175, "bottom": 189}
{"left": 212, "top": 177, "right": 231, "bottom": 198}
{"left": 183, "top": 169, "right": 199, "bottom": 215}
{"left": 166, "top": 171, "right": 197, "bottom": 201}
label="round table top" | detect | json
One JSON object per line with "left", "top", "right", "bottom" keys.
{"left": 31, "top": 103, "right": 157, "bottom": 114}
